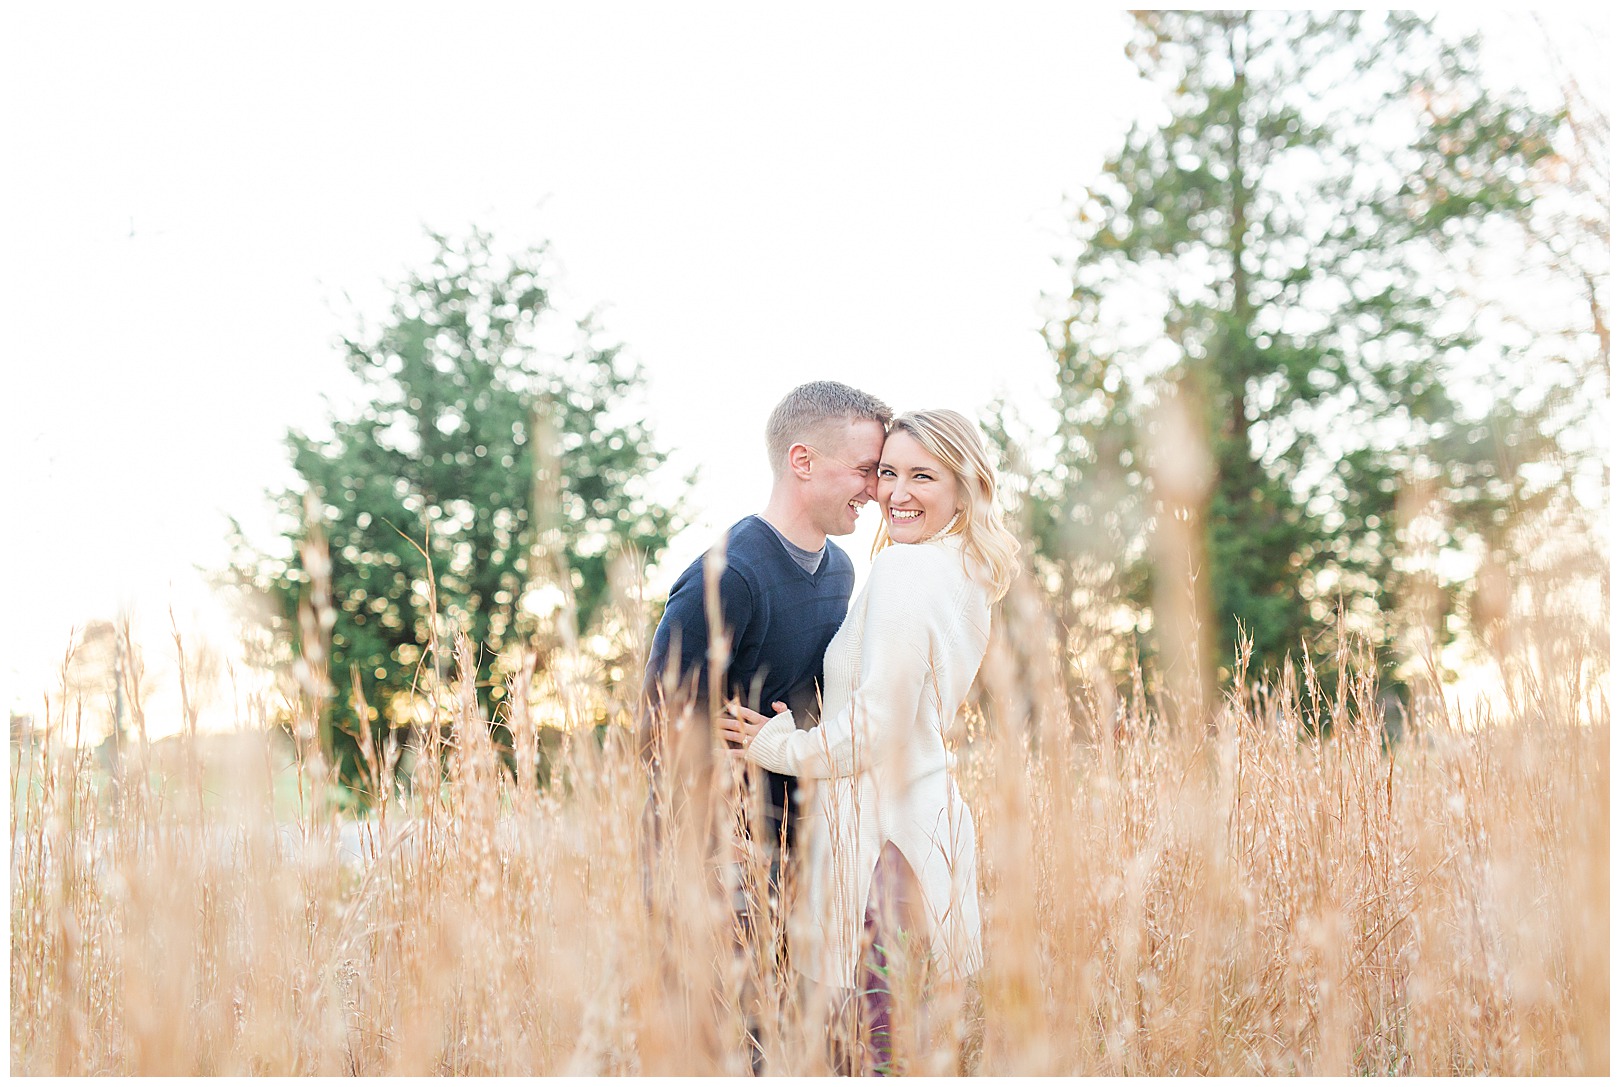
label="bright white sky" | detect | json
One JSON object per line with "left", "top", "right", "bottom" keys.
{"left": 0, "top": 5, "right": 1603, "bottom": 735}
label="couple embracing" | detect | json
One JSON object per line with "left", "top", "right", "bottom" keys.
{"left": 641, "top": 381, "right": 1017, "bottom": 1073}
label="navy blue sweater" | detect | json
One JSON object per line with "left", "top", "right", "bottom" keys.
{"left": 644, "top": 515, "right": 855, "bottom": 844}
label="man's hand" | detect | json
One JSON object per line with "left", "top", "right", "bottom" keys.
{"left": 717, "top": 700, "right": 787, "bottom": 751}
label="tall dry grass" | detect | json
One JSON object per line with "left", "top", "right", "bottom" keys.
{"left": 9, "top": 531, "right": 1609, "bottom": 1076}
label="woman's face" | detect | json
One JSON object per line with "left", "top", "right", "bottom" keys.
{"left": 878, "top": 430, "right": 961, "bottom": 544}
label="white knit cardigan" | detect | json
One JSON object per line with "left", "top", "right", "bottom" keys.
{"left": 744, "top": 531, "right": 988, "bottom": 987}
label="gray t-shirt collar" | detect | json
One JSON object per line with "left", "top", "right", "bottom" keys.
{"left": 756, "top": 516, "right": 826, "bottom": 574}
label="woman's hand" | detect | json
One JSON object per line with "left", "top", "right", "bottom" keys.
{"left": 718, "top": 700, "right": 788, "bottom": 751}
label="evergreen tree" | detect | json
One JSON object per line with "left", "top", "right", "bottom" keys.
{"left": 1027, "top": 11, "right": 1560, "bottom": 692}
{"left": 232, "top": 231, "right": 685, "bottom": 786}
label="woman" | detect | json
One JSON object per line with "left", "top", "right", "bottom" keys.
{"left": 720, "top": 408, "right": 1018, "bottom": 1072}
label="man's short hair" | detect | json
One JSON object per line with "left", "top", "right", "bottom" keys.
{"left": 765, "top": 381, "right": 893, "bottom": 476}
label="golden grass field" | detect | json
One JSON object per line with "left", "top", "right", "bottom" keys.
{"left": 9, "top": 540, "right": 1610, "bottom": 1076}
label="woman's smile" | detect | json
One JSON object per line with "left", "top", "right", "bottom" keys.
{"left": 878, "top": 431, "right": 959, "bottom": 543}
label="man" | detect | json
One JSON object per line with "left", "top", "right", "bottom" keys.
{"left": 642, "top": 381, "right": 892, "bottom": 871}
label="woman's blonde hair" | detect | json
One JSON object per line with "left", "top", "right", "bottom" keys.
{"left": 873, "top": 408, "right": 1020, "bottom": 601}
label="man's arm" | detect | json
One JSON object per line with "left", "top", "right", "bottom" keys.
{"left": 640, "top": 559, "right": 755, "bottom": 764}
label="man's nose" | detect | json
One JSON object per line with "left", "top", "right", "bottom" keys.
{"left": 864, "top": 473, "right": 880, "bottom": 500}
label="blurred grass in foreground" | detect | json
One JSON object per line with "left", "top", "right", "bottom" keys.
{"left": 9, "top": 516, "right": 1608, "bottom": 1076}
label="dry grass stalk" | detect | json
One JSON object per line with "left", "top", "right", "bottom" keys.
{"left": 9, "top": 531, "right": 1608, "bottom": 1075}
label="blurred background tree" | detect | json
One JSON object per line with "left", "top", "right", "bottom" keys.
{"left": 230, "top": 230, "right": 686, "bottom": 789}
{"left": 1011, "top": 11, "right": 1574, "bottom": 704}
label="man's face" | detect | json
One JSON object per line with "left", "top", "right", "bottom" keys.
{"left": 804, "top": 417, "right": 886, "bottom": 536}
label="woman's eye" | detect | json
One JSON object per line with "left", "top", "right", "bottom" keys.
{"left": 878, "top": 468, "right": 895, "bottom": 479}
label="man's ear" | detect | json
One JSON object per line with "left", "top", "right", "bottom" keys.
{"left": 787, "top": 443, "right": 814, "bottom": 481}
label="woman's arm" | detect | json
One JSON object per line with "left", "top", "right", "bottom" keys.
{"left": 722, "top": 550, "right": 939, "bottom": 779}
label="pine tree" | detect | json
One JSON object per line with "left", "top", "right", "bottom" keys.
{"left": 1028, "top": 12, "right": 1560, "bottom": 693}
{"left": 232, "top": 230, "right": 685, "bottom": 788}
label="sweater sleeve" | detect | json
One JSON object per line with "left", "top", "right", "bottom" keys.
{"left": 744, "top": 549, "right": 939, "bottom": 779}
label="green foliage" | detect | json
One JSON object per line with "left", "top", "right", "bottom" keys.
{"left": 1026, "top": 11, "right": 1562, "bottom": 688}
{"left": 232, "top": 230, "right": 686, "bottom": 785}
